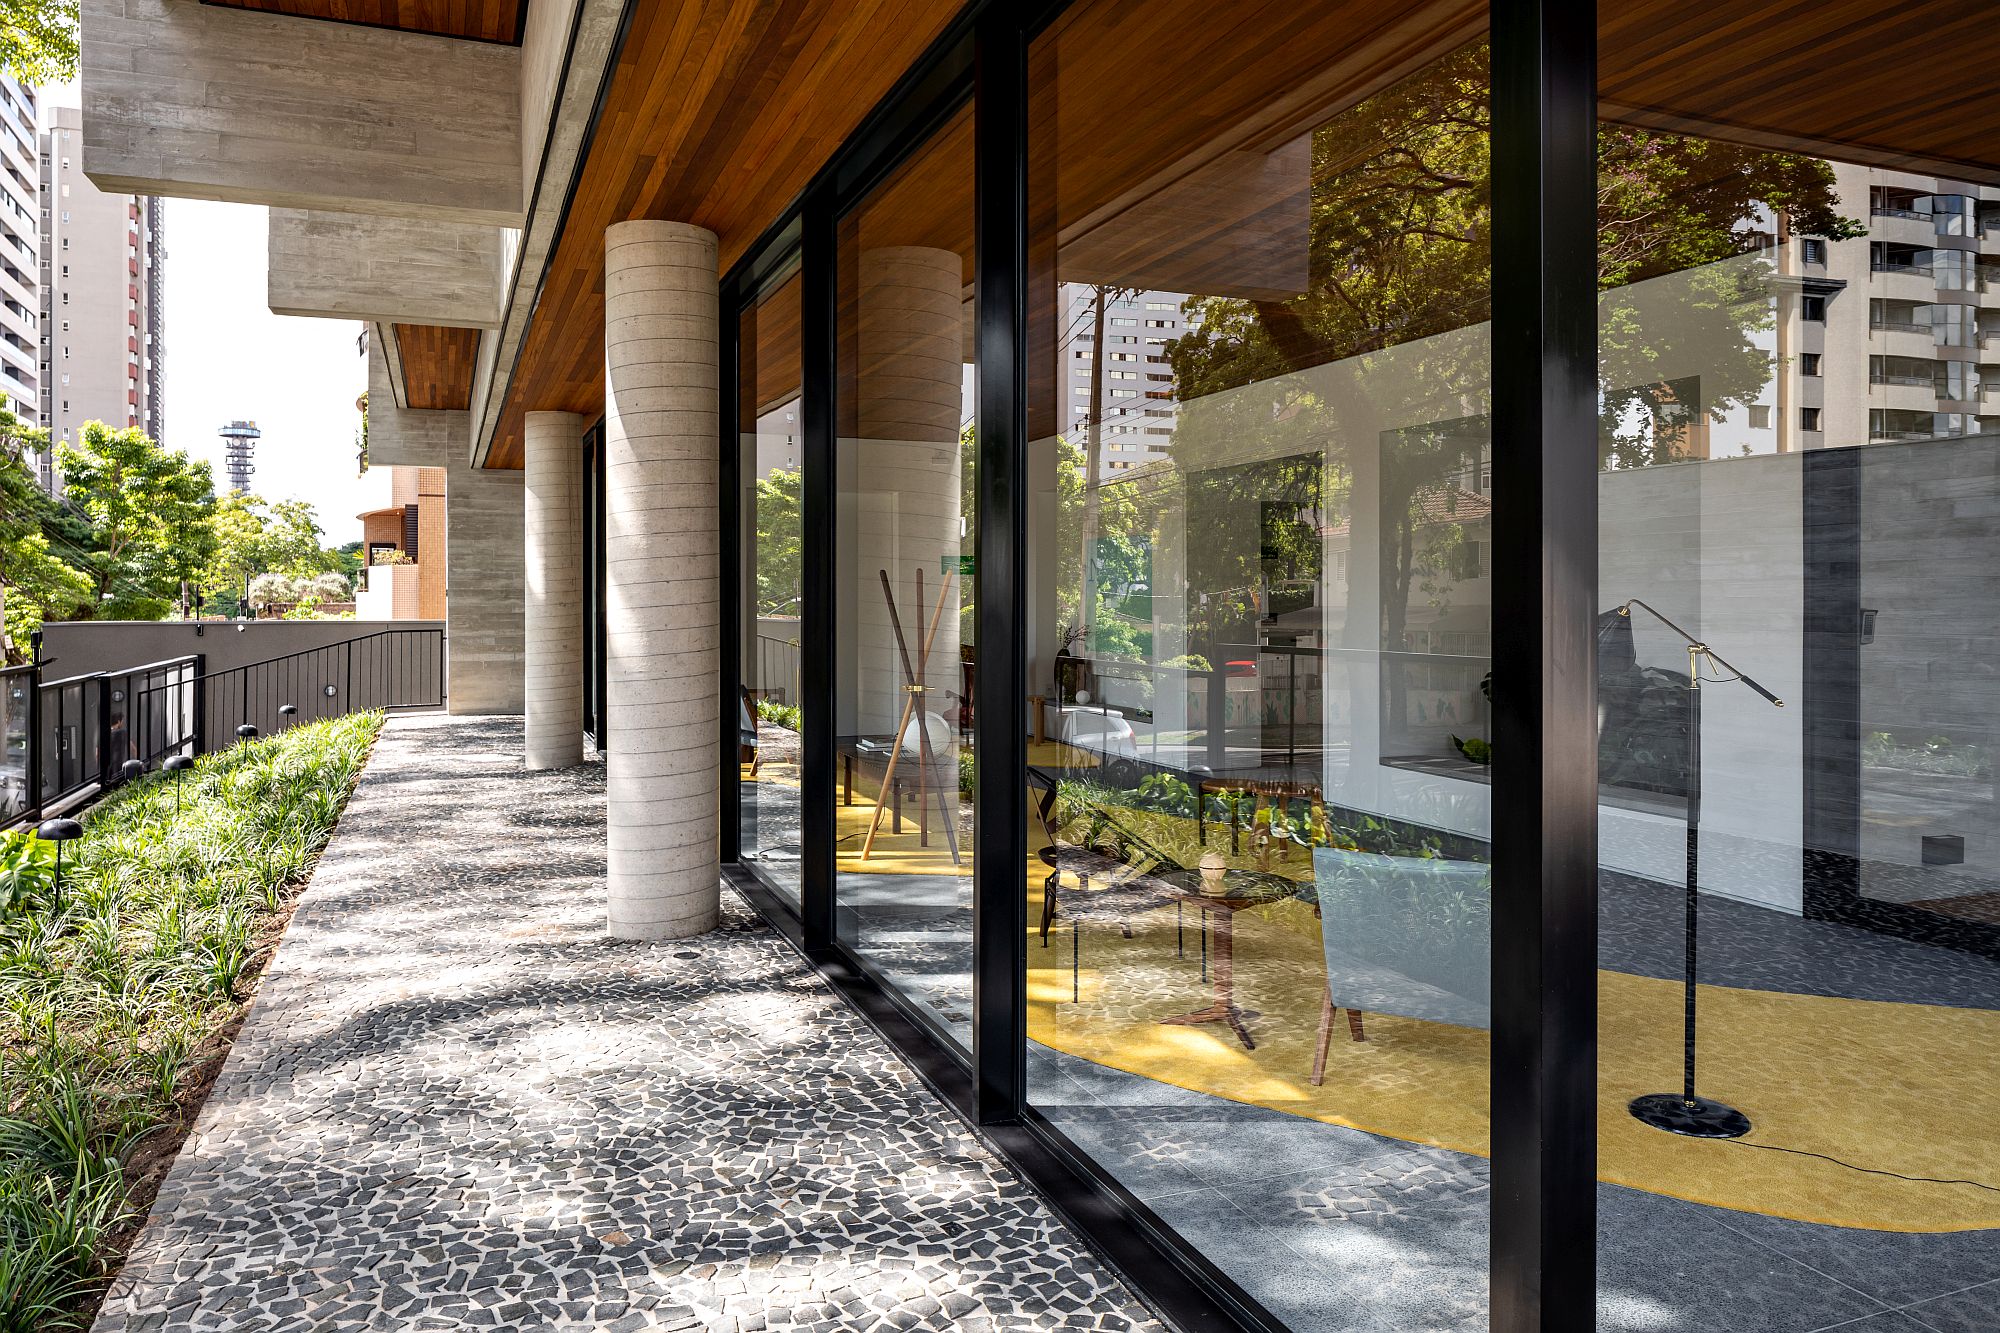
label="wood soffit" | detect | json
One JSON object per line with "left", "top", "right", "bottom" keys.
{"left": 199, "top": 0, "right": 529, "bottom": 44}
{"left": 395, "top": 324, "right": 481, "bottom": 411}
{"left": 489, "top": 0, "right": 2000, "bottom": 470}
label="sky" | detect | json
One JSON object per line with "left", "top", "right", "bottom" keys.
{"left": 41, "top": 80, "right": 390, "bottom": 547}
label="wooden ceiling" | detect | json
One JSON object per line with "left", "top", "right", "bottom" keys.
{"left": 485, "top": 0, "right": 967, "bottom": 468}
{"left": 1601, "top": 0, "right": 2000, "bottom": 185}
{"left": 200, "top": 0, "right": 527, "bottom": 43}
{"left": 742, "top": 269, "right": 803, "bottom": 421}
{"left": 395, "top": 324, "right": 482, "bottom": 410}
{"left": 491, "top": 0, "right": 2000, "bottom": 468}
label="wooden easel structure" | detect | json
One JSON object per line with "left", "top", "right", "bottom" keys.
{"left": 859, "top": 566, "right": 962, "bottom": 865}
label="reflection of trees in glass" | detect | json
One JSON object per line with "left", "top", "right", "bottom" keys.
{"left": 1146, "top": 40, "right": 1857, "bottom": 711}
{"left": 752, "top": 467, "right": 802, "bottom": 617}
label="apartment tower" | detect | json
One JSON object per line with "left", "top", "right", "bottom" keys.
{"left": 38, "top": 105, "right": 165, "bottom": 475}
{"left": 0, "top": 77, "right": 37, "bottom": 450}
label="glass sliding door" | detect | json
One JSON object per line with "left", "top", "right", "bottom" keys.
{"left": 738, "top": 264, "right": 806, "bottom": 905}
{"left": 1022, "top": 3, "right": 1495, "bottom": 1327}
{"left": 1594, "top": 8, "right": 2000, "bottom": 1327}
{"left": 833, "top": 103, "right": 978, "bottom": 1051}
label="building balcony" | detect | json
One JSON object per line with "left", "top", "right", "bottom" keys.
{"left": 1871, "top": 265, "right": 1936, "bottom": 301}
{"left": 1869, "top": 208, "right": 1942, "bottom": 246}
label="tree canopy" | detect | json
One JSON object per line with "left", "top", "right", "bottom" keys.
{"left": 0, "top": 0, "right": 77, "bottom": 85}
{"left": 1, "top": 418, "right": 356, "bottom": 662}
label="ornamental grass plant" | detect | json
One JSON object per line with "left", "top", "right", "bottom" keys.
{"left": 0, "top": 712, "right": 381, "bottom": 1330}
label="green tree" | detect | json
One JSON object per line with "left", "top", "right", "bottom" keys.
{"left": 752, "top": 467, "right": 803, "bottom": 617}
{"left": 200, "top": 493, "right": 343, "bottom": 617}
{"left": 0, "top": 0, "right": 79, "bottom": 85}
{"left": 0, "top": 412, "right": 92, "bottom": 660}
{"left": 56, "top": 421, "right": 218, "bottom": 620}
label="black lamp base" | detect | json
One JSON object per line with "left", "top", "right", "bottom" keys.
{"left": 1628, "top": 1092, "right": 1752, "bottom": 1139}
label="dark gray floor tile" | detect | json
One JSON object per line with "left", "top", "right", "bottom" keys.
{"left": 1895, "top": 1278, "right": 2000, "bottom": 1333}
{"left": 1598, "top": 1186, "right": 1891, "bottom": 1333}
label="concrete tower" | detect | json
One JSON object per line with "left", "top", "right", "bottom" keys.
{"left": 218, "top": 419, "right": 260, "bottom": 494}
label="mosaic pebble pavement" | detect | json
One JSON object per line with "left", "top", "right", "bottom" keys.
{"left": 95, "top": 714, "right": 1162, "bottom": 1333}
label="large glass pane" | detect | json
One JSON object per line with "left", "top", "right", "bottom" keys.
{"left": 834, "top": 104, "right": 977, "bottom": 1050}
{"left": 1596, "top": 11, "right": 2000, "bottom": 1326}
{"left": 738, "top": 266, "right": 805, "bottom": 904}
{"left": 1024, "top": 5, "right": 1494, "bottom": 1327}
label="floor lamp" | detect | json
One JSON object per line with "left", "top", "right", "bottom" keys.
{"left": 1615, "top": 598, "right": 1783, "bottom": 1139}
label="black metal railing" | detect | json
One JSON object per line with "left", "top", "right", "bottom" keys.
{"left": 158, "top": 626, "right": 445, "bottom": 746}
{"left": 1, "top": 625, "right": 445, "bottom": 830}
{"left": 0, "top": 651, "right": 200, "bottom": 827}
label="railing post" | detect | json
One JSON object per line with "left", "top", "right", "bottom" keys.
{"left": 25, "top": 631, "right": 43, "bottom": 820}
{"left": 1205, "top": 667, "right": 1226, "bottom": 772}
{"left": 345, "top": 639, "right": 354, "bottom": 713}
{"left": 240, "top": 662, "right": 249, "bottom": 739}
{"left": 192, "top": 654, "right": 207, "bottom": 754}
{"left": 97, "top": 674, "right": 112, "bottom": 789}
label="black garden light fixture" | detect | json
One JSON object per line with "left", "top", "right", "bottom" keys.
{"left": 35, "top": 817, "right": 82, "bottom": 914}
{"left": 164, "top": 753, "right": 195, "bottom": 814}
{"left": 237, "top": 724, "right": 259, "bottom": 740}
{"left": 119, "top": 759, "right": 147, "bottom": 785}
{"left": 279, "top": 704, "right": 298, "bottom": 719}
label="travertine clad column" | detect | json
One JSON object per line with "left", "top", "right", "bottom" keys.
{"left": 855, "top": 247, "right": 964, "bottom": 742}
{"left": 523, "top": 410, "right": 585, "bottom": 770}
{"left": 603, "top": 220, "right": 720, "bottom": 940}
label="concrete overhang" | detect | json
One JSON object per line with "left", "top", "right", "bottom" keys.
{"left": 368, "top": 329, "right": 464, "bottom": 467}
{"left": 269, "top": 210, "right": 505, "bottom": 328}
{"left": 82, "top": 0, "right": 524, "bottom": 226}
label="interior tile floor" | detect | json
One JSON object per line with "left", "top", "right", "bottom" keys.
{"left": 771, "top": 766, "right": 2000, "bottom": 1333}
{"left": 96, "top": 717, "right": 1158, "bottom": 1333}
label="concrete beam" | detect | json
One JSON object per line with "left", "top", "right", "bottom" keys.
{"left": 269, "top": 210, "right": 504, "bottom": 328}
{"left": 367, "top": 340, "right": 524, "bottom": 714}
{"left": 472, "top": 0, "right": 624, "bottom": 462}
{"left": 83, "top": 0, "right": 522, "bottom": 226}
{"left": 368, "top": 334, "right": 458, "bottom": 464}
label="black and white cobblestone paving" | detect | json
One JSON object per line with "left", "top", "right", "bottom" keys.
{"left": 95, "top": 715, "right": 1161, "bottom": 1333}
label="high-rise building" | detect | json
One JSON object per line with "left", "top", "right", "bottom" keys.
{"left": 38, "top": 105, "right": 166, "bottom": 475}
{"left": 1062, "top": 284, "right": 1189, "bottom": 480}
{"left": 0, "top": 77, "right": 38, "bottom": 446}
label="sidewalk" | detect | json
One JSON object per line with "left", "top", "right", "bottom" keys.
{"left": 95, "top": 714, "right": 1159, "bottom": 1333}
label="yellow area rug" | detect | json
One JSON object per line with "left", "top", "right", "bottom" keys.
{"left": 755, "top": 767, "right": 2000, "bottom": 1230}
{"left": 1026, "top": 882, "right": 2000, "bottom": 1231}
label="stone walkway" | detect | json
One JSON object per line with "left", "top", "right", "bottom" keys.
{"left": 96, "top": 715, "right": 1160, "bottom": 1333}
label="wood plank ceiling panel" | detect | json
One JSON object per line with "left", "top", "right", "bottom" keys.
{"left": 1601, "top": 0, "right": 2000, "bottom": 184}
{"left": 487, "top": 0, "right": 963, "bottom": 468}
{"left": 200, "top": 0, "right": 527, "bottom": 44}
{"left": 492, "top": 0, "right": 2000, "bottom": 470}
{"left": 395, "top": 324, "right": 482, "bottom": 410}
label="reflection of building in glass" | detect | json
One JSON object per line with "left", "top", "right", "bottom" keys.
{"left": 1061, "top": 284, "right": 1192, "bottom": 479}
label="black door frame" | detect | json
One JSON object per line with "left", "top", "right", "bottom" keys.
{"left": 716, "top": 1, "right": 1603, "bottom": 1328}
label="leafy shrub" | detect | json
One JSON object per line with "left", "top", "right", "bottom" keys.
{"left": 755, "top": 699, "right": 802, "bottom": 732}
{"left": 0, "top": 712, "right": 381, "bottom": 1326}
{"left": 0, "top": 833, "right": 53, "bottom": 916}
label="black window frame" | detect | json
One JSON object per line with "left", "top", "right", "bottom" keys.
{"left": 711, "top": 1, "right": 1601, "bottom": 1328}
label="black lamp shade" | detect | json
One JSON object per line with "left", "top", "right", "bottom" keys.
{"left": 120, "top": 759, "right": 147, "bottom": 783}
{"left": 36, "top": 817, "right": 82, "bottom": 842}
{"left": 164, "top": 755, "right": 195, "bottom": 773}
{"left": 236, "top": 724, "right": 259, "bottom": 739}
{"left": 279, "top": 704, "right": 298, "bottom": 716}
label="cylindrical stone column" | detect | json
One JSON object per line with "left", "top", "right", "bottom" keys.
{"left": 603, "top": 220, "right": 720, "bottom": 940}
{"left": 523, "top": 410, "right": 585, "bottom": 770}
{"left": 854, "top": 247, "right": 965, "bottom": 749}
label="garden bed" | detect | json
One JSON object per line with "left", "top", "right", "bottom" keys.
{"left": 0, "top": 712, "right": 383, "bottom": 1329}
